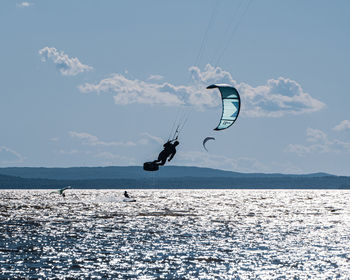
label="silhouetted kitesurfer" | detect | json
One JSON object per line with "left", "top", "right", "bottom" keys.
{"left": 59, "top": 186, "right": 72, "bottom": 197}
{"left": 123, "top": 191, "right": 136, "bottom": 202}
{"left": 153, "top": 140, "right": 179, "bottom": 166}
{"left": 124, "top": 191, "right": 130, "bottom": 198}
{"left": 143, "top": 139, "right": 179, "bottom": 171}
{"left": 51, "top": 186, "right": 71, "bottom": 198}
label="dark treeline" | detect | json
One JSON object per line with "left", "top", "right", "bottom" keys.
{"left": 0, "top": 166, "right": 331, "bottom": 180}
{"left": 0, "top": 173, "right": 349, "bottom": 189}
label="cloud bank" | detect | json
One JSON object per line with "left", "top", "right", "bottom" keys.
{"left": 69, "top": 131, "right": 163, "bottom": 147}
{"left": 286, "top": 128, "right": 350, "bottom": 156}
{"left": 79, "top": 74, "right": 186, "bottom": 106}
{"left": 16, "top": 2, "right": 33, "bottom": 8}
{"left": 39, "top": 47, "right": 93, "bottom": 76}
{"left": 65, "top": 131, "right": 164, "bottom": 165}
{"left": 148, "top": 75, "right": 164, "bottom": 81}
{"left": 0, "top": 146, "right": 23, "bottom": 163}
{"left": 78, "top": 64, "right": 324, "bottom": 117}
{"left": 69, "top": 131, "right": 137, "bottom": 147}
{"left": 140, "top": 132, "right": 164, "bottom": 144}
{"left": 333, "top": 120, "right": 350, "bottom": 132}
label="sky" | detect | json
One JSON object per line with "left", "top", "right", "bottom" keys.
{"left": 0, "top": 0, "right": 349, "bottom": 175}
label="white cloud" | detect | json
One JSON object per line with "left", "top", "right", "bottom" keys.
{"left": 286, "top": 128, "right": 350, "bottom": 156}
{"left": 332, "top": 139, "right": 350, "bottom": 152}
{"left": 17, "top": 2, "right": 33, "bottom": 8}
{"left": 333, "top": 120, "right": 350, "bottom": 132}
{"left": 140, "top": 132, "right": 164, "bottom": 144}
{"left": 306, "top": 128, "right": 328, "bottom": 143}
{"left": 0, "top": 146, "right": 24, "bottom": 163}
{"left": 57, "top": 148, "right": 136, "bottom": 165}
{"left": 240, "top": 77, "right": 325, "bottom": 117}
{"left": 148, "top": 75, "right": 164, "bottom": 81}
{"left": 190, "top": 64, "right": 324, "bottom": 117}
{"left": 39, "top": 47, "right": 92, "bottom": 76}
{"left": 286, "top": 143, "right": 330, "bottom": 156}
{"left": 78, "top": 64, "right": 324, "bottom": 117}
{"left": 79, "top": 73, "right": 185, "bottom": 106}
{"left": 69, "top": 131, "right": 137, "bottom": 147}
{"left": 68, "top": 131, "right": 162, "bottom": 148}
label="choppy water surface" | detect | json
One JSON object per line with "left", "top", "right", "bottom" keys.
{"left": 1, "top": 189, "right": 350, "bottom": 279}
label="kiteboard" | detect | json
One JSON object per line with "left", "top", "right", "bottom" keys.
{"left": 143, "top": 161, "right": 159, "bottom": 171}
{"left": 123, "top": 198, "right": 136, "bottom": 202}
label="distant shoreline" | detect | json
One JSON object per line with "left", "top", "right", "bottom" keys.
{"left": 0, "top": 166, "right": 348, "bottom": 189}
{"left": 2, "top": 187, "right": 350, "bottom": 190}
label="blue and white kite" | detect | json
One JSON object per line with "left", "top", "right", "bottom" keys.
{"left": 207, "top": 84, "right": 241, "bottom": 130}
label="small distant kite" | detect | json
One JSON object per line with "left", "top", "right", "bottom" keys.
{"left": 203, "top": 137, "right": 215, "bottom": 152}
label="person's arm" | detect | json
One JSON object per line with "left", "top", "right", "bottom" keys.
{"left": 163, "top": 141, "right": 171, "bottom": 148}
{"left": 168, "top": 150, "right": 176, "bottom": 161}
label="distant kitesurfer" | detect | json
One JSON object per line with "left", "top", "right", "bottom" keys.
{"left": 51, "top": 186, "right": 71, "bottom": 198}
{"left": 123, "top": 191, "right": 136, "bottom": 202}
{"left": 153, "top": 140, "right": 179, "bottom": 166}
{"left": 59, "top": 186, "right": 71, "bottom": 197}
{"left": 124, "top": 191, "right": 130, "bottom": 198}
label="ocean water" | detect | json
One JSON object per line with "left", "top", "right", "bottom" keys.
{"left": 0, "top": 189, "right": 350, "bottom": 279}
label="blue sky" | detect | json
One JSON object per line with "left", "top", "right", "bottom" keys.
{"left": 1, "top": 0, "right": 349, "bottom": 175}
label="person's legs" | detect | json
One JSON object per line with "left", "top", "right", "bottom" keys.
{"left": 154, "top": 151, "right": 167, "bottom": 165}
{"left": 157, "top": 158, "right": 167, "bottom": 166}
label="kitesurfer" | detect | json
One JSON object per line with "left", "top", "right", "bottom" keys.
{"left": 50, "top": 186, "right": 71, "bottom": 198}
{"left": 153, "top": 140, "right": 179, "bottom": 166}
{"left": 124, "top": 191, "right": 130, "bottom": 198}
{"left": 59, "top": 186, "right": 71, "bottom": 198}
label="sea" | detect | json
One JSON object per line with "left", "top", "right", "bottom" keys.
{"left": 1, "top": 189, "right": 349, "bottom": 279}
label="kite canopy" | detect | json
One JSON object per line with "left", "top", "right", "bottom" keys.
{"left": 207, "top": 84, "right": 241, "bottom": 130}
{"left": 203, "top": 137, "right": 215, "bottom": 151}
